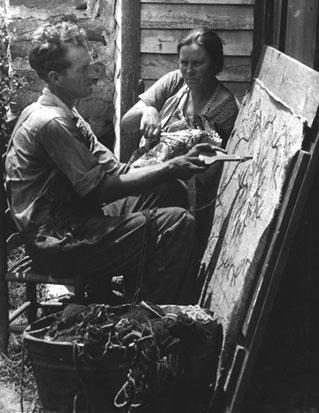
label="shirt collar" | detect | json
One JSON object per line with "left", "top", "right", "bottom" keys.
{"left": 37, "top": 88, "right": 75, "bottom": 119}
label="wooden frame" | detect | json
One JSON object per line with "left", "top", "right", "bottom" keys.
{"left": 253, "top": 0, "right": 319, "bottom": 70}
{"left": 0, "top": 158, "right": 9, "bottom": 353}
{"left": 119, "top": 0, "right": 141, "bottom": 162}
{"left": 205, "top": 46, "right": 319, "bottom": 413}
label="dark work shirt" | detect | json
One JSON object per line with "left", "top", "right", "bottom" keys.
{"left": 5, "top": 88, "right": 128, "bottom": 234}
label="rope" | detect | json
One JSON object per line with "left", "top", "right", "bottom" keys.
{"left": 131, "top": 209, "right": 155, "bottom": 306}
{"left": 20, "top": 339, "right": 26, "bottom": 413}
{"left": 72, "top": 341, "right": 89, "bottom": 413}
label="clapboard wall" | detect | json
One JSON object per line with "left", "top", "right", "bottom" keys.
{"left": 140, "top": 0, "right": 255, "bottom": 100}
{"left": 116, "top": 0, "right": 255, "bottom": 161}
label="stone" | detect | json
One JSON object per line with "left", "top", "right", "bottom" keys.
{"left": 6, "top": 0, "right": 116, "bottom": 137}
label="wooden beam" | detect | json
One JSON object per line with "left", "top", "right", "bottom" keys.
{"left": 120, "top": 0, "right": 141, "bottom": 162}
{"left": 141, "top": 29, "right": 253, "bottom": 56}
{"left": 141, "top": 3, "right": 254, "bottom": 30}
{"left": 0, "top": 165, "right": 9, "bottom": 354}
{"left": 258, "top": 46, "right": 319, "bottom": 125}
{"left": 285, "top": 0, "right": 319, "bottom": 68}
{"left": 252, "top": 0, "right": 272, "bottom": 73}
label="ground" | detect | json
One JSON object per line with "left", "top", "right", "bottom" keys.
{"left": 0, "top": 385, "right": 21, "bottom": 413}
{"left": 1, "top": 252, "right": 319, "bottom": 413}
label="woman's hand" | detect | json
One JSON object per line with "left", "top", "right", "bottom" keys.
{"left": 140, "top": 107, "right": 161, "bottom": 139}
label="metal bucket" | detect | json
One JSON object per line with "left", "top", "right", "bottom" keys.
{"left": 23, "top": 313, "right": 132, "bottom": 413}
{"left": 23, "top": 305, "right": 221, "bottom": 413}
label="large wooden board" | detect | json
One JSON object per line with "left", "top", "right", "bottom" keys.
{"left": 140, "top": 3, "right": 254, "bottom": 30}
{"left": 198, "top": 47, "right": 319, "bottom": 412}
{"left": 140, "top": 29, "right": 253, "bottom": 56}
{"left": 200, "top": 79, "right": 305, "bottom": 326}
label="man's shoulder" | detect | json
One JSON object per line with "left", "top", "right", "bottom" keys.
{"left": 26, "top": 103, "right": 70, "bottom": 127}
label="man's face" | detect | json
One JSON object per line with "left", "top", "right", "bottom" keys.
{"left": 55, "top": 45, "right": 93, "bottom": 102}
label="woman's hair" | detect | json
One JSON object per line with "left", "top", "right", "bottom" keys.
{"left": 29, "top": 21, "right": 88, "bottom": 81}
{"left": 177, "top": 27, "right": 224, "bottom": 74}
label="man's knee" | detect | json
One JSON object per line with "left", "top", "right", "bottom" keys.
{"left": 156, "top": 207, "right": 196, "bottom": 244}
{"left": 151, "top": 180, "right": 189, "bottom": 209}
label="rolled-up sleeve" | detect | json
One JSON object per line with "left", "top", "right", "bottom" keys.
{"left": 138, "top": 70, "right": 184, "bottom": 111}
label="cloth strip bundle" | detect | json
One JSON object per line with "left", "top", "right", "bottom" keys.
{"left": 41, "top": 302, "right": 221, "bottom": 411}
{"left": 129, "top": 128, "right": 222, "bottom": 168}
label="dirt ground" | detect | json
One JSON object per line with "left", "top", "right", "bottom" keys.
{"left": 0, "top": 384, "right": 21, "bottom": 413}
{"left": 0, "top": 383, "right": 33, "bottom": 413}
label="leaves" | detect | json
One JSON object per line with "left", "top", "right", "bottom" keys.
{"left": 0, "top": 25, "right": 26, "bottom": 153}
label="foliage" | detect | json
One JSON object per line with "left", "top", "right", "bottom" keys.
{"left": 0, "top": 246, "right": 43, "bottom": 412}
{"left": 0, "top": 25, "right": 25, "bottom": 154}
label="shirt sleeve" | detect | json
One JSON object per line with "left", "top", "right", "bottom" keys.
{"left": 40, "top": 118, "right": 110, "bottom": 197}
{"left": 138, "top": 70, "right": 185, "bottom": 111}
{"left": 73, "top": 114, "right": 129, "bottom": 175}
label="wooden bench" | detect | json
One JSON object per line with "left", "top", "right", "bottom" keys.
{"left": 0, "top": 154, "right": 84, "bottom": 354}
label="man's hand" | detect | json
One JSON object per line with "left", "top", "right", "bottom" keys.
{"left": 187, "top": 143, "right": 227, "bottom": 157}
{"left": 167, "top": 143, "right": 228, "bottom": 180}
{"left": 167, "top": 154, "right": 207, "bottom": 180}
{"left": 140, "top": 106, "right": 161, "bottom": 140}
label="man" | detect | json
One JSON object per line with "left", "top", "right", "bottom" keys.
{"left": 5, "top": 21, "right": 216, "bottom": 304}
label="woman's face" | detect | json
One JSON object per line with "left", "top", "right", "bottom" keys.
{"left": 178, "top": 42, "right": 215, "bottom": 91}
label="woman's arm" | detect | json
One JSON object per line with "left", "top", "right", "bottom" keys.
{"left": 121, "top": 70, "right": 184, "bottom": 139}
{"left": 121, "top": 100, "right": 162, "bottom": 139}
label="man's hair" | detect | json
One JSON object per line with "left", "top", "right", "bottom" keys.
{"left": 177, "top": 27, "right": 224, "bottom": 74}
{"left": 29, "top": 21, "right": 88, "bottom": 81}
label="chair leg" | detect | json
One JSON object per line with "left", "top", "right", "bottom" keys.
{"left": 0, "top": 276, "right": 9, "bottom": 354}
{"left": 74, "top": 275, "right": 86, "bottom": 304}
{"left": 26, "top": 282, "right": 37, "bottom": 324}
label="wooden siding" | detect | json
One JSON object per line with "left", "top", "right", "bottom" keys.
{"left": 140, "top": 3, "right": 254, "bottom": 30}
{"left": 285, "top": 0, "right": 319, "bottom": 68}
{"left": 140, "top": 29, "right": 253, "bottom": 55}
{"left": 141, "top": 0, "right": 254, "bottom": 4}
{"left": 139, "top": 1, "right": 255, "bottom": 100}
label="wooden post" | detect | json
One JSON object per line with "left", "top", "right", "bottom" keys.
{"left": 252, "top": 0, "right": 274, "bottom": 73}
{"left": 0, "top": 163, "right": 9, "bottom": 354}
{"left": 120, "top": 0, "right": 141, "bottom": 162}
{"left": 285, "top": 0, "right": 319, "bottom": 68}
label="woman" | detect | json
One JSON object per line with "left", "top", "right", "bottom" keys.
{"left": 121, "top": 27, "right": 238, "bottom": 150}
{"left": 122, "top": 27, "right": 239, "bottom": 266}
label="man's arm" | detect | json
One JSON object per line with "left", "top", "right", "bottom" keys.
{"left": 90, "top": 143, "right": 216, "bottom": 205}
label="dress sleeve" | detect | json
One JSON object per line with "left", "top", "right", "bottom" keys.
{"left": 138, "top": 70, "right": 184, "bottom": 111}
{"left": 40, "top": 118, "right": 110, "bottom": 197}
{"left": 206, "top": 95, "right": 239, "bottom": 147}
